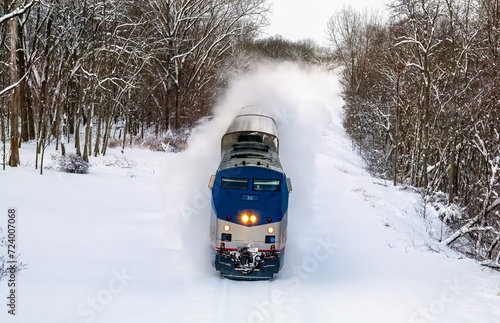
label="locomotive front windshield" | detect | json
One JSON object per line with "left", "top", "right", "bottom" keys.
{"left": 253, "top": 179, "right": 281, "bottom": 191}
{"left": 221, "top": 177, "right": 249, "bottom": 190}
{"left": 221, "top": 177, "right": 281, "bottom": 192}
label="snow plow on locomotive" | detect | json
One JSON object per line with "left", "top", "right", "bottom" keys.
{"left": 209, "top": 106, "right": 292, "bottom": 280}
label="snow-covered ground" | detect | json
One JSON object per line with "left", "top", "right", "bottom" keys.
{"left": 1, "top": 63, "right": 499, "bottom": 323}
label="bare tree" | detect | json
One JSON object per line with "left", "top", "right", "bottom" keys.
{"left": 8, "top": 0, "right": 20, "bottom": 167}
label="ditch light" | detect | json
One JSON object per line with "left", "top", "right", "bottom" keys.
{"left": 265, "top": 235, "right": 275, "bottom": 243}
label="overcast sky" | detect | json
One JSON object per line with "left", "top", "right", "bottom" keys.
{"left": 264, "top": 0, "right": 388, "bottom": 45}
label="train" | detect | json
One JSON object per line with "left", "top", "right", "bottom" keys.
{"left": 209, "top": 106, "right": 292, "bottom": 280}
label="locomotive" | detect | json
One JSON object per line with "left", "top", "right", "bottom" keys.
{"left": 209, "top": 106, "right": 292, "bottom": 280}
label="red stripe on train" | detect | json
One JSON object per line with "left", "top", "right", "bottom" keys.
{"left": 216, "top": 247, "right": 285, "bottom": 252}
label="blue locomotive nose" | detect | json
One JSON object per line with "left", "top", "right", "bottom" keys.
{"left": 212, "top": 166, "right": 288, "bottom": 226}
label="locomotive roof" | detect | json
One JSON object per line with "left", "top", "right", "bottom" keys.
{"left": 225, "top": 106, "right": 278, "bottom": 137}
{"left": 221, "top": 106, "right": 279, "bottom": 154}
{"left": 217, "top": 141, "right": 283, "bottom": 173}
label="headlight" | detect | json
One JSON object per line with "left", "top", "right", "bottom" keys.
{"left": 242, "top": 214, "right": 249, "bottom": 223}
{"left": 224, "top": 225, "right": 230, "bottom": 232}
{"left": 250, "top": 215, "right": 257, "bottom": 223}
{"left": 267, "top": 227, "right": 274, "bottom": 234}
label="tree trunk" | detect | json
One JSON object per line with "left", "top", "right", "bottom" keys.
{"left": 1, "top": 107, "right": 6, "bottom": 170}
{"left": 82, "top": 108, "right": 89, "bottom": 162}
{"left": 175, "top": 84, "right": 180, "bottom": 130}
{"left": 101, "top": 116, "right": 110, "bottom": 156}
{"left": 75, "top": 73, "right": 83, "bottom": 156}
{"left": 68, "top": 86, "right": 75, "bottom": 137}
{"left": 75, "top": 110, "right": 81, "bottom": 156}
{"left": 40, "top": 141, "right": 46, "bottom": 175}
{"left": 9, "top": 10, "right": 20, "bottom": 167}
{"left": 421, "top": 69, "right": 431, "bottom": 188}
{"left": 18, "top": 17, "right": 33, "bottom": 143}
{"left": 448, "top": 146, "right": 457, "bottom": 204}
{"left": 53, "top": 91, "right": 63, "bottom": 151}
{"left": 122, "top": 112, "right": 128, "bottom": 153}
{"left": 88, "top": 106, "right": 93, "bottom": 157}
{"left": 393, "top": 71, "right": 401, "bottom": 187}
{"left": 82, "top": 104, "right": 93, "bottom": 162}
{"left": 36, "top": 10, "right": 53, "bottom": 168}
{"left": 94, "top": 110, "right": 101, "bottom": 157}
{"left": 27, "top": 93, "right": 35, "bottom": 140}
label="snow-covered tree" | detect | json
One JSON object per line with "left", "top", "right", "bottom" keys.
{"left": 331, "top": 0, "right": 500, "bottom": 264}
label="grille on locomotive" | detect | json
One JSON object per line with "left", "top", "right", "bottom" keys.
{"left": 209, "top": 106, "right": 291, "bottom": 280}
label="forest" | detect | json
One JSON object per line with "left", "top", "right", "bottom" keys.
{"left": 0, "top": 0, "right": 276, "bottom": 171}
{"left": 328, "top": 0, "right": 500, "bottom": 265}
{"left": 1, "top": 0, "right": 500, "bottom": 265}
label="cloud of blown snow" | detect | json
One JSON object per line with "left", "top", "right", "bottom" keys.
{"left": 160, "top": 62, "right": 343, "bottom": 274}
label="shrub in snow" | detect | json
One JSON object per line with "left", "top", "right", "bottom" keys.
{"left": 0, "top": 254, "right": 27, "bottom": 280}
{"left": 104, "top": 155, "right": 136, "bottom": 169}
{"left": 107, "top": 137, "right": 121, "bottom": 148}
{"left": 134, "top": 134, "right": 186, "bottom": 152}
{"left": 0, "top": 254, "right": 9, "bottom": 280}
{"left": 0, "top": 227, "right": 26, "bottom": 280}
{"left": 57, "top": 153, "right": 90, "bottom": 174}
{"left": 430, "top": 192, "right": 464, "bottom": 225}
